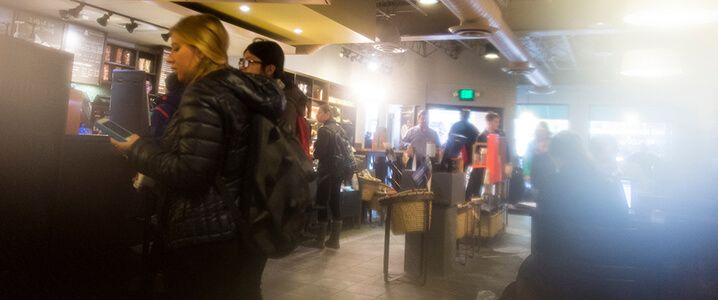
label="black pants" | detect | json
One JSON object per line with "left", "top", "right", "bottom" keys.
{"left": 161, "top": 241, "right": 267, "bottom": 300}
{"left": 317, "top": 174, "right": 342, "bottom": 222}
{"left": 466, "top": 168, "right": 485, "bottom": 201}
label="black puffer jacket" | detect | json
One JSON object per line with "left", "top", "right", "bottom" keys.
{"left": 128, "top": 67, "right": 285, "bottom": 249}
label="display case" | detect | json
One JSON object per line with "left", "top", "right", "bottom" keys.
{"left": 100, "top": 43, "right": 160, "bottom": 96}
{"left": 284, "top": 71, "right": 357, "bottom": 150}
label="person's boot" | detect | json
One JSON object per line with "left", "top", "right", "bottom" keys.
{"left": 306, "top": 222, "right": 327, "bottom": 249}
{"left": 325, "top": 220, "right": 342, "bottom": 249}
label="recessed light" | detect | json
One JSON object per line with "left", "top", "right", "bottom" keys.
{"left": 624, "top": 8, "right": 718, "bottom": 27}
{"left": 293, "top": 28, "right": 303, "bottom": 34}
{"left": 484, "top": 53, "right": 500, "bottom": 60}
{"left": 239, "top": 5, "right": 250, "bottom": 13}
{"left": 419, "top": 0, "right": 439, "bottom": 5}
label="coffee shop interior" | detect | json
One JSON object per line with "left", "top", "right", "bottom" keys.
{"left": 1, "top": 0, "right": 717, "bottom": 299}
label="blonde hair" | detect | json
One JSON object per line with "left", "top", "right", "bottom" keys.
{"left": 170, "top": 14, "right": 229, "bottom": 83}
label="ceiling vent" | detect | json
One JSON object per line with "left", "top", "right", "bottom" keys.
{"left": 528, "top": 86, "right": 557, "bottom": 95}
{"left": 375, "top": 19, "right": 407, "bottom": 54}
{"left": 502, "top": 61, "right": 535, "bottom": 75}
{"left": 448, "top": 18, "right": 497, "bottom": 38}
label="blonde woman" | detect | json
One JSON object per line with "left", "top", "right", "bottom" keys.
{"left": 112, "top": 14, "right": 284, "bottom": 299}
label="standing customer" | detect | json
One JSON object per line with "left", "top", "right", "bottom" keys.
{"left": 447, "top": 108, "right": 479, "bottom": 171}
{"left": 240, "top": 40, "right": 312, "bottom": 158}
{"left": 312, "top": 104, "right": 344, "bottom": 249}
{"left": 149, "top": 73, "right": 184, "bottom": 138}
{"left": 111, "top": 14, "right": 285, "bottom": 299}
{"left": 466, "top": 112, "right": 510, "bottom": 200}
{"left": 402, "top": 110, "right": 441, "bottom": 168}
{"left": 525, "top": 121, "right": 555, "bottom": 194}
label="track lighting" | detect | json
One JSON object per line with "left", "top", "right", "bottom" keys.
{"left": 68, "top": 3, "right": 84, "bottom": 18}
{"left": 62, "top": 1, "right": 170, "bottom": 41}
{"left": 125, "top": 20, "right": 139, "bottom": 33}
{"left": 96, "top": 12, "right": 112, "bottom": 27}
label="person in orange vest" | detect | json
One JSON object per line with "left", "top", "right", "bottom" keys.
{"left": 466, "top": 111, "right": 510, "bottom": 200}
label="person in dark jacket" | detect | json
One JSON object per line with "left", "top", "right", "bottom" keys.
{"left": 149, "top": 73, "right": 184, "bottom": 138}
{"left": 446, "top": 108, "right": 479, "bottom": 172}
{"left": 312, "top": 104, "right": 344, "bottom": 249}
{"left": 524, "top": 121, "right": 554, "bottom": 194}
{"left": 501, "top": 131, "right": 629, "bottom": 300}
{"left": 111, "top": 14, "right": 285, "bottom": 299}
{"left": 240, "top": 40, "right": 312, "bottom": 159}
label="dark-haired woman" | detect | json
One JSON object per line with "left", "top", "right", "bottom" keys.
{"left": 240, "top": 40, "right": 312, "bottom": 158}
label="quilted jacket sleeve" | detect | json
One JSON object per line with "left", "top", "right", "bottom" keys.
{"left": 127, "top": 87, "right": 225, "bottom": 192}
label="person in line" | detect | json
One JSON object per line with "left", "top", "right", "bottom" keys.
{"left": 239, "top": 40, "right": 312, "bottom": 158}
{"left": 149, "top": 73, "right": 184, "bottom": 138}
{"left": 501, "top": 131, "right": 629, "bottom": 300}
{"left": 312, "top": 104, "right": 344, "bottom": 249}
{"left": 402, "top": 110, "right": 441, "bottom": 169}
{"left": 111, "top": 14, "right": 285, "bottom": 299}
{"left": 524, "top": 121, "right": 554, "bottom": 195}
{"left": 446, "top": 108, "right": 479, "bottom": 172}
{"left": 466, "top": 112, "right": 509, "bottom": 200}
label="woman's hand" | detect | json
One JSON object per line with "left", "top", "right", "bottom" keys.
{"left": 110, "top": 134, "right": 140, "bottom": 153}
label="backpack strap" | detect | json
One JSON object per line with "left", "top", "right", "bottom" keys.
{"left": 155, "top": 106, "right": 170, "bottom": 119}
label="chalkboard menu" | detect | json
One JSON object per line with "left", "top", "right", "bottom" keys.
{"left": 12, "top": 11, "right": 64, "bottom": 49}
{"left": 62, "top": 24, "right": 105, "bottom": 85}
{"left": 157, "top": 48, "right": 172, "bottom": 95}
{"left": 0, "top": 7, "right": 12, "bottom": 36}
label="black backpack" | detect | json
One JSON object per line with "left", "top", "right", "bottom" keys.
{"left": 225, "top": 114, "right": 316, "bottom": 259}
{"left": 328, "top": 125, "right": 360, "bottom": 177}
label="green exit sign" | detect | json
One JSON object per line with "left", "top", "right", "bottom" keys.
{"left": 458, "top": 89, "right": 475, "bottom": 101}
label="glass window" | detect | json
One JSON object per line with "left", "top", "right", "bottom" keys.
{"left": 427, "top": 107, "right": 487, "bottom": 146}
{"left": 514, "top": 104, "right": 570, "bottom": 157}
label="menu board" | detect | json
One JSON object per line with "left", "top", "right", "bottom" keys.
{"left": 0, "top": 7, "right": 12, "bottom": 36}
{"left": 157, "top": 48, "right": 172, "bottom": 95}
{"left": 12, "top": 11, "right": 64, "bottom": 49}
{"left": 62, "top": 24, "right": 105, "bottom": 85}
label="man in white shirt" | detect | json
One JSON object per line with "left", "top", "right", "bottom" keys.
{"left": 402, "top": 110, "right": 441, "bottom": 169}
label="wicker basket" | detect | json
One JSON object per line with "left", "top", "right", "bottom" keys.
{"left": 479, "top": 208, "right": 506, "bottom": 239}
{"left": 379, "top": 189, "right": 433, "bottom": 235}
{"left": 358, "top": 175, "right": 383, "bottom": 202}
{"left": 456, "top": 205, "right": 471, "bottom": 240}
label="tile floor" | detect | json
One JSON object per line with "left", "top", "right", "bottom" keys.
{"left": 261, "top": 214, "right": 531, "bottom": 300}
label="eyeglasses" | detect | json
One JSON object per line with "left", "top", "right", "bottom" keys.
{"left": 239, "top": 57, "right": 262, "bottom": 69}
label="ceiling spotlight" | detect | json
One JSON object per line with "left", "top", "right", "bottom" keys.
{"left": 484, "top": 53, "right": 500, "bottom": 60}
{"left": 419, "top": 0, "right": 439, "bottom": 4}
{"left": 68, "top": 3, "right": 84, "bottom": 18}
{"left": 293, "top": 28, "right": 303, "bottom": 34}
{"left": 483, "top": 45, "right": 500, "bottom": 60}
{"left": 161, "top": 32, "right": 170, "bottom": 42}
{"left": 125, "top": 20, "right": 139, "bottom": 33}
{"left": 96, "top": 12, "right": 112, "bottom": 27}
{"left": 239, "top": 5, "right": 250, "bottom": 13}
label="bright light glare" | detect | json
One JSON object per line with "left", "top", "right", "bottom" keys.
{"left": 239, "top": 5, "right": 250, "bottom": 12}
{"left": 484, "top": 53, "right": 500, "bottom": 60}
{"left": 621, "top": 49, "right": 682, "bottom": 78}
{"left": 519, "top": 111, "right": 537, "bottom": 120}
{"left": 624, "top": 8, "right": 718, "bottom": 27}
{"left": 419, "top": 0, "right": 439, "bottom": 4}
{"left": 624, "top": 114, "right": 640, "bottom": 124}
{"left": 293, "top": 28, "right": 303, "bottom": 34}
{"left": 368, "top": 61, "right": 380, "bottom": 71}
